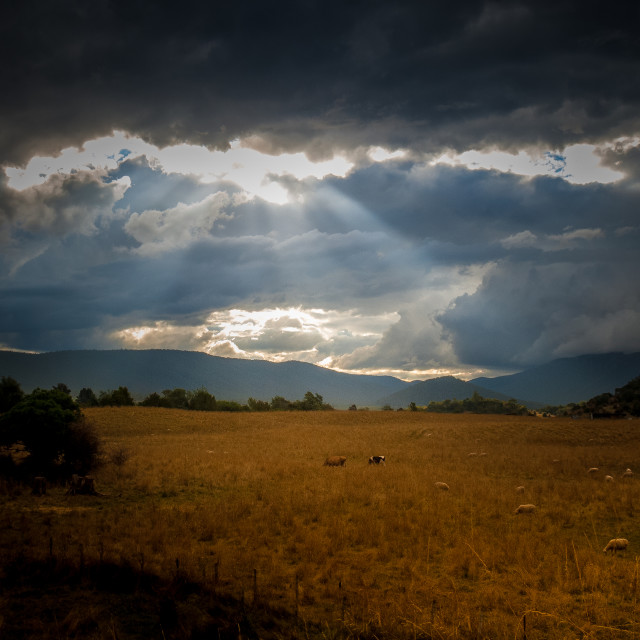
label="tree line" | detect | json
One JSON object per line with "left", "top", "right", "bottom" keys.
{"left": 2, "top": 378, "right": 334, "bottom": 413}
{"left": 410, "top": 392, "right": 531, "bottom": 415}
{"left": 0, "top": 377, "right": 334, "bottom": 482}
{"left": 76, "top": 385, "right": 334, "bottom": 412}
{"left": 541, "top": 375, "right": 640, "bottom": 418}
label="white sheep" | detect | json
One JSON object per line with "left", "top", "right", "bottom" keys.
{"left": 603, "top": 538, "right": 628, "bottom": 554}
{"left": 516, "top": 485, "right": 525, "bottom": 493}
{"left": 434, "top": 482, "right": 450, "bottom": 491}
{"left": 622, "top": 468, "right": 634, "bottom": 478}
{"left": 587, "top": 467, "right": 599, "bottom": 474}
{"left": 468, "top": 452, "right": 478, "bottom": 457}
{"left": 605, "top": 475, "right": 614, "bottom": 483}
{"left": 514, "top": 504, "right": 536, "bottom": 514}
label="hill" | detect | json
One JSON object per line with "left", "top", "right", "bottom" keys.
{"left": 472, "top": 352, "right": 640, "bottom": 406}
{"left": 2, "top": 349, "right": 639, "bottom": 409}
{"left": 563, "top": 375, "right": 640, "bottom": 417}
{"left": 0, "top": 349, "right": 407, "bottom": 409}
{"left": 376, "top": 375, "right": 541, "bottom": 409}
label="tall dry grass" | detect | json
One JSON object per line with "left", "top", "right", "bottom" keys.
{"left": 2, "top": 408, "right": 640, "bottom": 638}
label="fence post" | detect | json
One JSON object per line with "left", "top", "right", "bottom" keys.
{"left": 253, "top": 568, "right": 258, "bottom": 606}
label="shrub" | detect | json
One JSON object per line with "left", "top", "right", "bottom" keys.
{"left": 0, "top": 387, "right": 101, "bottom": 478}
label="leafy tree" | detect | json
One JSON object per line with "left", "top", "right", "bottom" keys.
{"left": 99, "top": 386, "right": 135, "bottom": 406}
{"left": 0, "top": 376, "right": 24, "bottom": 413}
{"left": 54, "top": 382, "right": 72, "bottom": 395}
{"left": 162, "top": 388, "right": 189, "bottom": 409}
{"left": 77, "top": 387, "right": 99, "bottom": 407}
{"left": 0, "top": 387, "right": 101, "bottom": 476}
{"left": 140, "top": 392, "right": 163, "bottom": 407}
{"left": 189, "top": 388, "right": 217, "bottom": 411}
{"left": 247, "top": 397, "right": 270, "bottom": 411}
{"left": 271, "top": 395, "right": 291, "bottom": 411}
{"left": 294, "top": 391, "right": 333, "bottom": 411}
{"left": 216, "top": 400, "right": 248, "bottom": 412}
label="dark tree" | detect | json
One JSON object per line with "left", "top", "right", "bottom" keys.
{"left": 53, "top": 382, "right": 72, "bottom": 395}
{"left": 161, "top": 388, "right": 189, "bottom": 409}
{"left": 140, "top": 392, "right": 163, "bottom": 407}
{"left": 0, "top": 376, "right": 24, "bottom": 413}
{"left": 0, "top": 387, "right": 100, "bottom": 476}
{"left": 189, "top": 388, "right": 217, "bottom": 411}
{"left": 248, "top": 397, "right": 270, "bottom": 411}
{"left": 271, "top": 395, "right": 291, "bottom": 410}
{"left": 77, "top": 387, "right": 99, "bottom": 407}
{"left": 99, "top": 386, "right": 135, "bottom": 406}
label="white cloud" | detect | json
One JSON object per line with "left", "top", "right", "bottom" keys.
{"left": 111, "top": 306, "right": 400, "bottom": 365}
{"left": 500, "top": 227, "right": 604, "bottom": 252}
{"left": 433, "top": 143, "right": 626, "bottom": 184}
{"left": 123, "top": 191, "right": 230, "bottom": 254}
{"left": 4, "top": 132, "right": 354, "bottom": 205}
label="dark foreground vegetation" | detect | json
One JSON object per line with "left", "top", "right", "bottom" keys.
{"left": 543, "top": 375, "right": 640, "bottom": 418}
{"left": 0, "top": 554, "right": 312, "bottom": 640}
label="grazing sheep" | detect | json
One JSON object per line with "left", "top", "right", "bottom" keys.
{"left": 468, "top": 452, "right": 478, "bottom": 457}
{"left": 434, "top": 482, "right": 449, "bottom": 491}
{"left": 622, "top": 468, "right": 634, "bottom": 478}
{"left": 516, "top": 485, "right": 525, "bottom": 493}
{"left": 324, "top": 456, "right": 347, "bottom": 467}
{"left": 603, "top": 538, "right": 628, "bottom": 554}
{"left": 587, "top": 467, "right": 599, "bottom": 474}
{"left": 479, "top": 452, "right": 488, "bottom": 457}
{"left": 605, "top": 475, "right": 614, "bottom": 483}
{"left": 368, "top": 455, "right": 386, "bottom": 465}
{"left": 514, "top": 504, "right": 537, "bottom": 514}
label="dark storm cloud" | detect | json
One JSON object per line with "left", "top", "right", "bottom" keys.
{"left": 2, "top": 1, "right": 640, "bottom": 167}
{"left": 439, "top": 254, "right": 640, "bottom": 367}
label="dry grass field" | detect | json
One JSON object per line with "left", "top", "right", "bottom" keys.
{"left": 2, "top": 408, "right": 640, "bottom": 639}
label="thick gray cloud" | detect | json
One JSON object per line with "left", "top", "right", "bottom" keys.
{"left": 439, "top": 254, "right": 640, "bottom": 367}
{"left": 2, "top": 2, "right": 640, "bottom": 167}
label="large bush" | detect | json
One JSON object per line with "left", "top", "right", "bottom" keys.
{"left": 0, "top": 387, "right": 101, "bottom": 478}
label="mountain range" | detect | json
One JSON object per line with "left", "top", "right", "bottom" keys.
{"left": 1, "top": 349, "right": 639, "bottom": 409}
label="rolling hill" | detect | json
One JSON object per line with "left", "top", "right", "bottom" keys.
{"left": 1, "top": 349, "right": 639, "bottom": 409}
{"left": 375, "top": 375, "right": 541, "bottom": 409}
{"left": 0, "top": 349, "right": 407, "bottom": 408}
{"left": 471, "top": 352, "right": 640, "bottom": 406}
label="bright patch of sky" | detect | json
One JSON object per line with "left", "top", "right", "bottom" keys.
{"left": 5, "top": 133, "right": 630, "bottom": 210}
{"left": 113, "top": 306, "right": 400, "bottom": 364}
{"left": 4, "top": 132, "right": 354, "bottom": 204}
{"left": 433, "top": 142, "right": 626, "bottom": 184}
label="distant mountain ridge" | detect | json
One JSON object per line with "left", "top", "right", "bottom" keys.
{"left": 0, "top": 349, "right": 406, "bottom": 408}
{"left": 376, "top": 375, "right": 541, "bottom": 409}
{"left": 0, "top": 349, "right": 638, "bottom": 409}
{"left": 471, "top": 352, "right": 640, "bottom": 406}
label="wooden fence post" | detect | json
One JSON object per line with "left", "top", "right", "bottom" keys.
{"left": 253, "top": 568, "right": 258, "bottom": 606}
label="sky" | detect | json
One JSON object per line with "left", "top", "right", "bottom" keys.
{"left": 1, "top": 1, "right": 640, "bottom": 381}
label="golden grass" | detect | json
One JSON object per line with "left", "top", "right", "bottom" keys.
{"left": 2, "top": 408, "right": 640, "bottom": 638}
